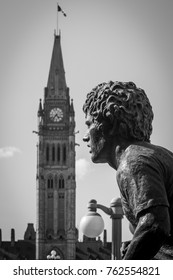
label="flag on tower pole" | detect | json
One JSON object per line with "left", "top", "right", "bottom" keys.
{"left": 56, "top": 3, "right": 66, "bottom": 35}
{"left": 57, "top": 4, "right": 67, "bottom": 17}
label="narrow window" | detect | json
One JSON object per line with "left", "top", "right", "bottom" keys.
{"left": 63, "top": 144, "right": 66, "bottom": 164}
{"left": 57, "top": 144, "right": 60, "bottom": 163}
{"left": 47, "top": 176, "right": 53, "bottom": 189}
{"left": 46, "top": 144, "right": 49, "bottom": 162}
{"left": 59, "top": 175, "right": 65, "bottom": 189}
{"left": 59, "top": 177, "right": 61, "bottom": 189}
{"left": 52, "top": 144, "right": 55, "bottom": 162}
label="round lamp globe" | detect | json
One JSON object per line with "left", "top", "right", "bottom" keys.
{"left": 80, "top": 212, "right": 104, "bottom": 238}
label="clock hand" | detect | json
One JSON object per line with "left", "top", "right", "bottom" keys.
{"left": 54, "top": 114, "right": 61, "bottom": 121}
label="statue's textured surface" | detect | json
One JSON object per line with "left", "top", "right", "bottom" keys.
{"left": 83, "top": 81, "right": 173, "bottom": 259}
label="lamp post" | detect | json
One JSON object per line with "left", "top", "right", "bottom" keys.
{"left": 80, "top": 198, "right": 124, "bottom": 260}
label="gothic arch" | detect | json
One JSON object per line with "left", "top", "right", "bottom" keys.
{"left": 47, "top": 174, "right": 54, "bottom": 189}
{"left": 58, "top": 174, "right": 65, "bottom": 189}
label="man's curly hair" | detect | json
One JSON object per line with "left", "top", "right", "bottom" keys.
{"left": 83, "top": 81, "right": 154, "bottom": 142}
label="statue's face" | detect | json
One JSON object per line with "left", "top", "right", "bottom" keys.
{"left": 83, "top": 114, "right": 108, "bottom": 163}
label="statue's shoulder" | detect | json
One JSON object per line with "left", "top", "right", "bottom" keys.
{"left": 117, "top": 143, "right": 157, "bottom": 177}
{"left": 124, "top": 142, "right": 171, "bottom": 162}
{"left": 118, "top": 142, "right": 173, "bottom": 179}
{"left": 122, "top": 143, "right": 152, "bottom": 164}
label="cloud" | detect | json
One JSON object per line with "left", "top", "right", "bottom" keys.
{"left": 0, "top": 147, "right": 21, "bottom": 159}
{"left": 76, "top": 158, "right": 90, "bottom": 180}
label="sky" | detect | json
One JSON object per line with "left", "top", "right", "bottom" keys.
{"left": 0, "top": 0, "right": 173, "bottom": 243}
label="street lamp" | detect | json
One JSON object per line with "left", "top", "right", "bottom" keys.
{"left": 80, "top": 201, "right": 105, "bottom": 238}
{"left": 80, "top": 198, "right": 124, "bottom": 260}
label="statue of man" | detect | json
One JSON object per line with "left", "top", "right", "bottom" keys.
{"left": 83, "top": 81, "right": 173, "bottom": 259}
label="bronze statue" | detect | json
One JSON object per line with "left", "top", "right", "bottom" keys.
{"left": 83, "top": 81, "right": 173, "bottom": 259}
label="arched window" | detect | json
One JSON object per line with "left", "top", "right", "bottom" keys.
{"left": 47, "top": 176, "right": 53, "bottom": 189}
{"left": 59, "top": 175, "right": 65, "bottom": 189}
{"left": 63, "top": 144, "right": 66, "bottom": 164}
{"left": 57, "top": 144, "right": 60, "bottom": 163}
{"left": 62, "top": 178, "right": 64, "bottom": 189}
{"left": 46, "top": 144, "right": 49, "bottom": 162}
{"left": 52, "top": 144, "right": 55, "bottom": 162}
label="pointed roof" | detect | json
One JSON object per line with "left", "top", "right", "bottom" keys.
{"left": 46, "top": 34, "right": 67, "bottom": 99}
{"left": 37, "top": 99, "right": 43, "bottom": 117}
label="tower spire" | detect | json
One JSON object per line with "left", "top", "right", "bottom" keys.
{"left": 46, "top": 35, "right": 67, "bottom": 99}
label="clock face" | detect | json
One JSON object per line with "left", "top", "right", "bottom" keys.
{"left": 49, "top": 107, "right": 63, "bottom": 122}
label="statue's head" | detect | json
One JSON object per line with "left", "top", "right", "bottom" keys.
{"left": 83, "top": 81, "right": 154, "bottom": 143}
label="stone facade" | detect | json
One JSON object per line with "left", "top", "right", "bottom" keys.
{"left": 0, "top": 227, "right": 111, "bottom": 260}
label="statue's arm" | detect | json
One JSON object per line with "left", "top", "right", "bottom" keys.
{"left": 123, "top": 205, "right": 170, "bottom": 260}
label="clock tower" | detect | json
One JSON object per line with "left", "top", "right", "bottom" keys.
{"left": 36, "top": 33, "right": 76, "bottom": 259}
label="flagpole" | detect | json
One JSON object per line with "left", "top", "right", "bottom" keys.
{"left": 57, "top": 3, "right": 66, "bottom": 35}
